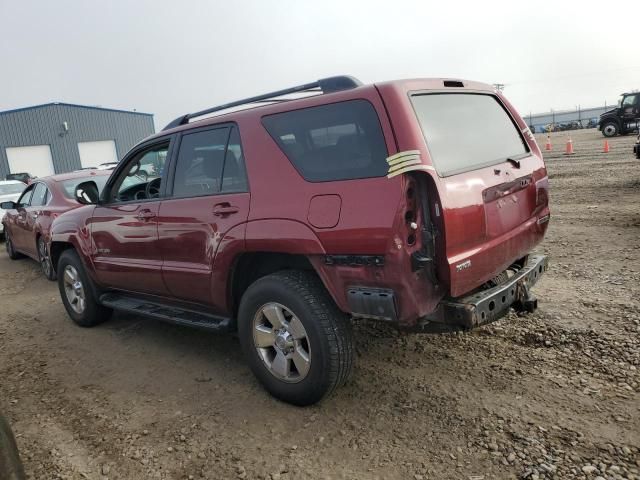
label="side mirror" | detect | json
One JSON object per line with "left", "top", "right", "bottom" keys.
{"left": 0, "top": 201, "right": 16, "bottom": 210}
{"left": 75, "top": 181, "right": 99, "bottom": 205}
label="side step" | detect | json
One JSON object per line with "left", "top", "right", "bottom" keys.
{"left": 99, "top": 292, "right": 231, "bottom": 332}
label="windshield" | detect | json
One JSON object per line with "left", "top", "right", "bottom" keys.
{"left": 411, "top": 93, "right": 529, "bottom": 177}
{"left": 0, "top": 183, "right": 26, "bottom": 196}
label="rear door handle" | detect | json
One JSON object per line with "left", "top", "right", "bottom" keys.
{"left": 136, "top": 209, "right": 156, "bottom": 221}
{"left": 213, "top": 203, "right": 239, "bottom": 216}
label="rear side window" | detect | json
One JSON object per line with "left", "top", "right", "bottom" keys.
{"left": 262, "top": 100, "right": 388, "bottom": 182}
{"left": 411, "top": 94, "right": 528, "bottom": 177}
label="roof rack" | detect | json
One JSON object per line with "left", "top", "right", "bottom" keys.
{"left": 162, "top": 75, "right": 362, "bottom": 131}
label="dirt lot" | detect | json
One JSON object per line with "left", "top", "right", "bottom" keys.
{"left": 1, "top": 128, "right": 639, "bottom": 480}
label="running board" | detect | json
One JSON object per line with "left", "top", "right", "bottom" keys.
{"left": 99, "top": 293, "right": 231, "bottom": 332}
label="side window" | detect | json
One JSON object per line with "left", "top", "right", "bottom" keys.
{"left": 221, "top": 127, "right": 248, "bottom": 193}
{"left": 17, "top": 185, "right": 35, "bottom": 207}
{"left": 110, "top": 143, "right": 169, "bottom": 202}
{"left": 261, "top": 100, "right": 389, "bottom": 182}
{"left": 622, "top": 95, "right": 637, "bottom": 107}
{"left": 173, "top": 127, "right": 230, "bottom": 198}
{"left": 31, "top": 183, "right": 48, "bottom": 207}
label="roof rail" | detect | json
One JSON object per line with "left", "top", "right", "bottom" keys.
{"left": 162, "top": 75, "right": 362, "bottom": 131}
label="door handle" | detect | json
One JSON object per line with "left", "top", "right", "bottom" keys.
{"left": 136, "top": 209, "right": 156, "bottom": 221}
{"left": 213, "top": 203, "right": 239, "bottom": 216}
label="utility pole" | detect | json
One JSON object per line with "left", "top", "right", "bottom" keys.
{"left": 493, "top": 83, "right": 505, "bottom": 92}
{"left": 578, "top": 104, "right": 581, "bottom": 127}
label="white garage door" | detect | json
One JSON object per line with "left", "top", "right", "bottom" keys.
{"left": 77, "top": 140, "right": 118, "bottom": 169}
{"left": 6, "top": 145, "right": 56, "bottom": 178}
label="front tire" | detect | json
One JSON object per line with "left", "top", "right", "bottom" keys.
{"left": 5, "top": 231, "right": 22, "bottom": 260}
{"left": 601, "top": 121, "right": 619, "bottom": 137}
{"left": 238, "top": 270, "right": 354, "bottom": 406}
{"left": 37, "top": 236, "right": 56, "bottom": 281}
{"left": 57, "top": 249, "right": 112, "bottom": 327}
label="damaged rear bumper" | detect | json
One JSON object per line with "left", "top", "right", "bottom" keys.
{"left": 417, "top": 255, "right": 548, "bottom": 332}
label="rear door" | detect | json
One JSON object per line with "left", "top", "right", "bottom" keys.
{"left": 90, "top": 139, "right": 172, "bottom": 295}
{"left": 410, "top": 92, "right": 548, "bottom": 296}
{"left": 158, "top": 125, "right": 250, "bottom": 307}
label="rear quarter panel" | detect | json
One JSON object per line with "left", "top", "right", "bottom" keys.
{"left": 377, "top": 80, "right": 549, "bottom": 297}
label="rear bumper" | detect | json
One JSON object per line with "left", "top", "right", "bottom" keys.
{"left": 417, "top": 254, "right": 548, "bottom": 331}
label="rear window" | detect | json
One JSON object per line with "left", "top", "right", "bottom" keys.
{"left": 262, "top": 100, "right": 388, "bottom": 182}
{"left": 411, "top": 93, "right": 529, "bottom": 177}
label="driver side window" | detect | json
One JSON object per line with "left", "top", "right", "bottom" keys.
{"left": 110, "top": 143, "right": 169, "bottom": 203}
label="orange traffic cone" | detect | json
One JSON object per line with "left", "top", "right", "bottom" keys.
{"left": 603, "top": 140, "right": 610, "bottom": 153}
{"left": 545, "top": 135, "right": 552, "bottom": 151}
{"left": 563, "top": 136, "right": 575, "bottom": 155}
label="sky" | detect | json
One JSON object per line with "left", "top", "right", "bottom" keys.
{"left": 2, "top": 0, "right": 639, "bottom": 131}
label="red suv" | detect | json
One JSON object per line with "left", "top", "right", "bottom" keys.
{"left": 49, "top": 76, "right": 550, "bottom": 405}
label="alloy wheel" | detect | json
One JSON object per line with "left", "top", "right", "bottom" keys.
{"left": 63, "top": 265, "right": 86, "bottom": 314}
{"left": 252, "top": 302, "right": 311, "bottom": 383}
{"left": 38, "top": 238, "right": 52, "bottom": 277}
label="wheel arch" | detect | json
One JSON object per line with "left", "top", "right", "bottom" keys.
{"left": 229, "top": 252, "right": 340, "bottom": 318}
{"left": 50, "top": 240, "right": 77, "bottom": 274}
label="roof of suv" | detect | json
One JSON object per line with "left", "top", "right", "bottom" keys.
{"left": 155, "top": 76, "right": 496, "bottom": 140}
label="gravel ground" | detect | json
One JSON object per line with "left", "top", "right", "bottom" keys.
{"left": 0, "top": 128, "right": 638, "bottom": 479}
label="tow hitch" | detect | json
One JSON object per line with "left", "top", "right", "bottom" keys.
{"left": 417, "top": 255, "right": 548, "bottom": 332}
{"left": 513, "top": 281, "right": 538, "bottom": 314}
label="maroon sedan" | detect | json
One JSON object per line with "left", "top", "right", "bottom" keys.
{"left": 1, "top": 170, "right": 111, "bottom": 280}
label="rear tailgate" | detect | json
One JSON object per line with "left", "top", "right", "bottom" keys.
{"left": 409, "top": 90, "right": 550, "bottom": 297}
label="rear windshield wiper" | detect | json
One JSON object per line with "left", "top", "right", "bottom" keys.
{"left": 506, "top": 157, "right": 521, "bottom": 168}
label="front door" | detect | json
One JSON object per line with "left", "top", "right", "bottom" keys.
{"left": 19, "top": 182, "right": 49, "bottom": 258}
{"left": 90, "top": 140, "right": 171, "bottom": 295}
{"left": 9, "top": 184, "right": 35, "bottom": 252}
{"left": 158, "top": 125, "right": 250, "bottom": 307}
{"left": 622, "top": 94, "right": 639, "bottom": 122}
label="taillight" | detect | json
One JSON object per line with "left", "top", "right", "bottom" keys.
{"left": 535, "top": 177, "right": 549, "bottom": 207}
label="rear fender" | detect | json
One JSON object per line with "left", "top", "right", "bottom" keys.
{"left": 242, "top": 219, "right": 353, "bottom": 312}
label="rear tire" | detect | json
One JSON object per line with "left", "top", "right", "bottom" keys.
{"left": 37, "top": 236, "right": 56, "bottom": 281}
{"left": 5, "top": 231, "right": 22, "bottom": 260}
{"left": 238, "top": 270, "right": 354, "bottom": 406}
{"left": 57, "top": 249, "right": 112, "bottom": 327}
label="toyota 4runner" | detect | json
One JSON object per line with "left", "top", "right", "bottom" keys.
{"left": 49, "top": 76, "right": 550, "bottom": 405}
